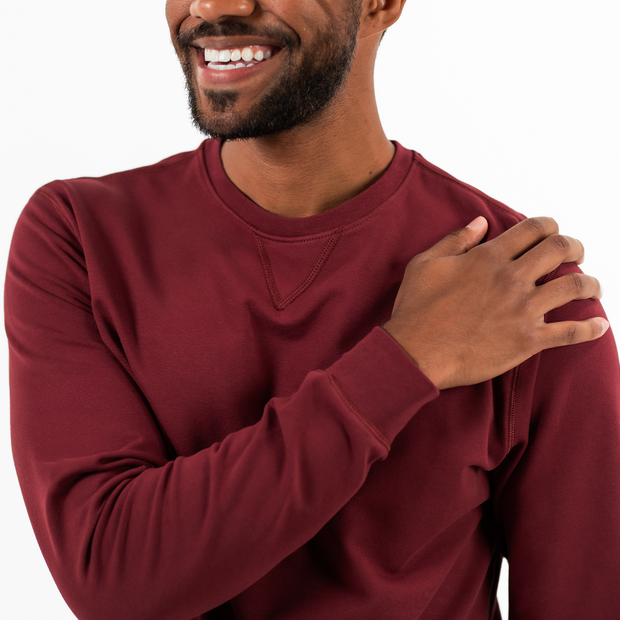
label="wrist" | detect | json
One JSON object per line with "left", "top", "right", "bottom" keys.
{"left": 381, "top": 322, "right": 451, "bottom": 390}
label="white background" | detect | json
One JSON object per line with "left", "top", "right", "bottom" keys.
{"left": 1, "top": 1, "right": 618, "bottom": 617}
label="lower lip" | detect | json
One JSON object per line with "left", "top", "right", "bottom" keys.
{"left": 195, "top": 47, "right": 281, "bottom": 86}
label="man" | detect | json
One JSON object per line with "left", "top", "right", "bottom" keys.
{"left": 5, "top": 1, "right": 620, "bottom": 619}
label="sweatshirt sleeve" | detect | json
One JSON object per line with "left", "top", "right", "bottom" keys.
{"left": 494, "top": 263, "right": 620, "bottom": 618}
{"left": 5, "top": 189, "right": 439, "bottom": 620}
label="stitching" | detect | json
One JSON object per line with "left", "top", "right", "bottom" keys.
{"left": 254, "top": 227, "right": 342, "bottom": 310}
{"left": 334, "top": 150, "right": 418, "bottom": 235}
{"left": 325, "top": 372, "right": 391, "bottom": 451}
{"left": 33, "top": 189, "right": 136, "bottom": 377}
{"left": 37, "top": 188, "right": 78, "bottom": 237}
{"left": 254, "top": 232, "right": 335, "bottom": 244}
{"left": 415, "top": 160, "right": 522, "bottom": 220}
{"left": 88, "top": 150, "right": 197, "bottom": 181}
{"left": 507, "top": 250, "right": 564, "bottom": 453}
{"left": 250, "top": 227, "right": 336, "bottom": 244}
{"left": 508, "top": 366, "right": 520, "bottom": 452}
{"left": 341, "top": 195, "right": 401, "bottom": 234}
{"left": 219, "top": 149, "right": 417, "bottom": 241}
{"left": 35, "top": 148, "right": 195, "bottom": 237}
{"left": 254, "top": 234, "right": 284, "bottom": 309}
{"left": 219, "top": 152, "right": 523, "bottom": 242}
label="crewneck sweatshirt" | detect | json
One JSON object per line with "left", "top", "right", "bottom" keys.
{"left": 6, "top": 139, "right": 620, "bottom": 620}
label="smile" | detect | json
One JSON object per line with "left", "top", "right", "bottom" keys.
{"left": 201, "top": 45, "right": 280, "bottom": 72}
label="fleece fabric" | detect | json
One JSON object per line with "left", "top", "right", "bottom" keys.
{"left": 6, "top": 139, "right": 620, "bottom": 620}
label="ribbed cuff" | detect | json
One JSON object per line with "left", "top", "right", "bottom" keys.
{"left": 325, "top": 326, "right": 439, "bottom": 448}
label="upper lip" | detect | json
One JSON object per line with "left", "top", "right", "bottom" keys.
{"left": 191, "top": 36, "right": 283, "bottom": 51}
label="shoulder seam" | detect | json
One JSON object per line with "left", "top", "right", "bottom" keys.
{"left": 415, "top": 160, "right": 523, "bottom": 222}
{"left": 36, "top": 187, "right": 78, "bottom": 237}
{"left": 49, "top": 149, "right": 199, "bottom": 186}
{"left": 100, "top": 150, "right": 197, "bottom": 181}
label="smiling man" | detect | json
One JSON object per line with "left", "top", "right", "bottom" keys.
{"left": 6, "top": 1, "right": 620, "bottom": 620}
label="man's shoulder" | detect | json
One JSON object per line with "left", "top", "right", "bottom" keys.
{"left": 16, "top": 140, "right": 218, "bottom": 242}
{"left": 38, "top": 141, "right": 210, "bottom": 203}
{"left": 403, "top": 146, "right": 526, "bottom": 239}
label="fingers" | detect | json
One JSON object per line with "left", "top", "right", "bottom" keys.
{"left": 539, "top": 316, "right": 610, "bottom": 350}
{"left": 481, "top": 216, "right": 586, "bottom": 285}
{"left": 515, "top": 234, "right": 585, "bottom": 282}
{"left": 485, "top": 217, "right": 559, "bottom": 261}
{"left": 532, "top": 273, "right": 603, "bottom": 318}
{"left": 422, "top": 216, "right": 489, "bottom": 260}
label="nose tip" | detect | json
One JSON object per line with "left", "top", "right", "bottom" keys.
{"left": 190, "top": 0, "right": 256, "bottom": 22}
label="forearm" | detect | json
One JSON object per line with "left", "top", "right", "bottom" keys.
{"left": 7, "top": 222, "right": 437, "bottom": 620}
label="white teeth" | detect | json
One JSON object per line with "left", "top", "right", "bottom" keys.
{"left": 208, "top": 63, "right": 234, "bottom": 71}
{"left": 204, "top": 46, "right": 276, "bottom": 68}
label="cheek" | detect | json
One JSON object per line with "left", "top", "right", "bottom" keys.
{"left": 165, "top": 0, "right": 189, "bottom": 37}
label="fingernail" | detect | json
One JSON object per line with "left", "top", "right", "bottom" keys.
{"left": 466, "top": 216, "right": 486, "bottom": 231}
{"left": 600, "top": 318, "right": 610, "bottom": 335}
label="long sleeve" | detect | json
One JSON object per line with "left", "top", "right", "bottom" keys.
{"left": 494, "top": 264, "right": 620, "bottom": 618}
{"left": 5, "top": 190, "right": 439, "bottom": 620}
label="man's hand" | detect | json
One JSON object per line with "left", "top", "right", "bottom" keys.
{"left": 382, "top": 216, "right": 608, "bottom": 390}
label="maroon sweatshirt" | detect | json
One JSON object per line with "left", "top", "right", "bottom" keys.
{"left": 6, "top": 140, "right": 620, "bottom": 620}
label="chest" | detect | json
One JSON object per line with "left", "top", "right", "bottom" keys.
{"left": 89, "top": 224, "right": 405, "bottom": 455}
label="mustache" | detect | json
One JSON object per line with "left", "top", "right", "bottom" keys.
{"left": 176, "top": 20, "right": 297, "bottom": 51}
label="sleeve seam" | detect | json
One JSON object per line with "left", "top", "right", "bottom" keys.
{"left": 508, "top": 365, "right": 521, "bottom": 452}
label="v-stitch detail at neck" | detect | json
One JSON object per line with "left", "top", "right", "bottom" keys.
{"left": 254, "top": 227, "right": 343, "bottom": 311}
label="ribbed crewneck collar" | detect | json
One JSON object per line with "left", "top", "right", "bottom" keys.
{"left": 201, "top": 138, "right": 414, "bottom": 238}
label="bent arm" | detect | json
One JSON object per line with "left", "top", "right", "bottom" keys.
{"left": 6, "top": 192, "right": 438, "bottom": 620}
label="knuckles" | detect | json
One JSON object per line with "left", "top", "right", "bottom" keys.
{"left": 548, "top": 233, "right": 571, "bottom": 253}
{"left": 568, "top": 272, "right": 585, "bottom": 295}
{"left": 552, "top": 272, "right": 586, "bottom": 297}
{"left": 564, "top": 322, "right": 580, "bottom": 345}
{"left": 523, "top": 216, "right": 558, "bottom": 238}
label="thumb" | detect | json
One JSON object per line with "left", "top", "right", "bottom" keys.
{"left": 425, "top": 216, "right": 489, "bottom": 259}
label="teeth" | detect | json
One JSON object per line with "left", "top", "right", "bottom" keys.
{"left": 209, "top": 64, "right": 235, "bottom": 71}
{"left": 204, "top": 46, "right": 274, "bottom": 67}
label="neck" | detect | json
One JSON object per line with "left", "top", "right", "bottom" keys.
{"left": 220, "top": 73, "right": 394, "bottom": 219}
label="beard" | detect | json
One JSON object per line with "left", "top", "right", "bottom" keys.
{"left": 176, "top": 5, "right": 362, "bottom": 141}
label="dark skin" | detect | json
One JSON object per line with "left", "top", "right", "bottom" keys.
{"left": 166, "top": 0, "right": 607, "bottom": 390}
{"left": 166, "top": 0, "right": 398, "bottom": 217}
